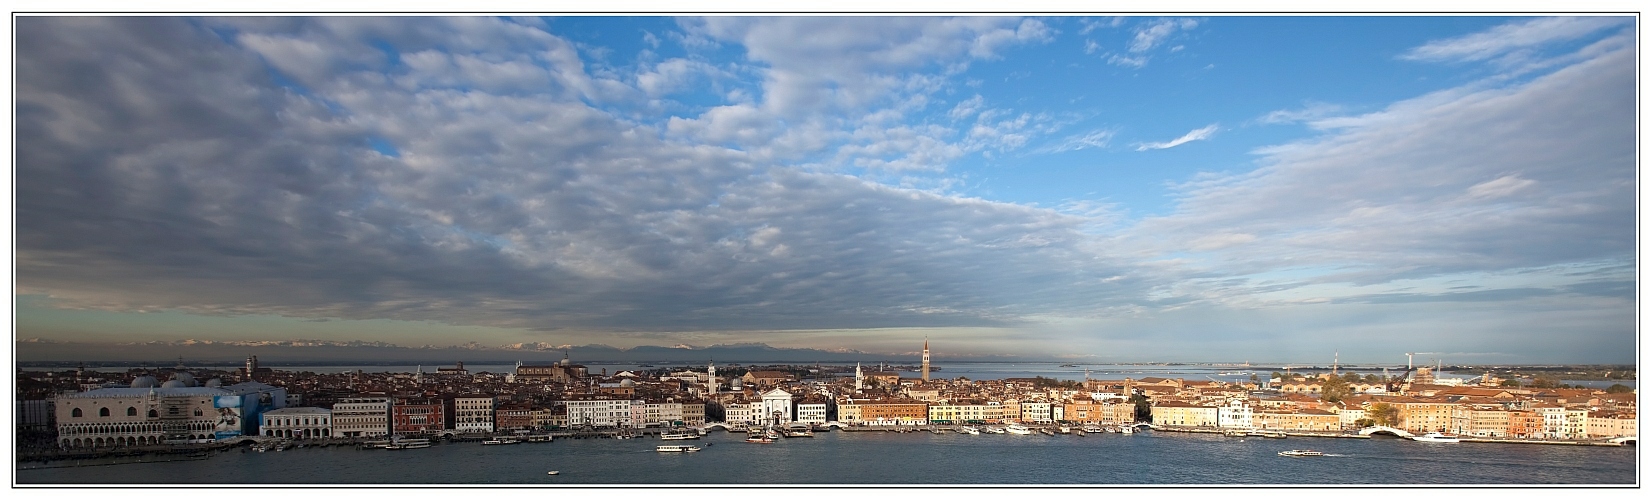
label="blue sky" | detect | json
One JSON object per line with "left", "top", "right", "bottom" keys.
{"left": 9, "top": 15, "right": 1638, "bottom": 364}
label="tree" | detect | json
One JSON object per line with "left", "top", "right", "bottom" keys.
{"left": 1129, "top": 393, "right": 1152, "bottom": 423}
{"left": 1341, "top": 372, "right": 1361, "bottom": 383}
{"left": 1321, "top": 375, "right": 1351, "bottom": 403}
{"left": 1354, "top": 418, "right": 1376, "bottom": 428}
{"left": 1367, "top": 403, "right": 1399, "bottom": 427}
{"left": 1605, "top": 384, "right": 1634, "bottom": 394}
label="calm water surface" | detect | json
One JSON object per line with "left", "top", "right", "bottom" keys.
{"left": 18, "top": 430, "right": 1637, "bottom": 485}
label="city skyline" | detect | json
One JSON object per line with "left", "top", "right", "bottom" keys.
{"left": 11, "top": 15, "right": 1638, "bottom": 364}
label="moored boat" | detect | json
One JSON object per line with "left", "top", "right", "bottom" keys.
{"left": 1278, "top": 449, "right": 1324, "bottom": 457}
{"left": 1005, "top": 424, "right": 1033, "bottom": 435}
{"left": 960, "top": 426, "right": 980, "bottom": 435}
{"left": 1412, "top": 432, "right": 1461, "bottom": 443}
{"left": 660, "top": 430, "right": 700, "bottom": 440}
{"left": 482, "top": 437, "right": 521, "bottom": 445}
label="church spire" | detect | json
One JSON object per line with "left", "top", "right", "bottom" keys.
{"left": 921, "top": 336, "right": 930, "bottom": 382}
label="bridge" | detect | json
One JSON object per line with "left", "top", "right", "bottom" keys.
{"left": 1608, "top": 436, "right": 1636, "bottom": 445}
{"left": 1358, "top": 426, "right": 1416, "bottom": 438}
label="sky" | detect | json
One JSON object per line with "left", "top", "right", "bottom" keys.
{"left": 7, "top": 14, "right": 1640, "bottom": 364}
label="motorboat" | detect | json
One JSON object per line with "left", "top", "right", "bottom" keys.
{"left": 959, "top": 426, "right": 980, "bottom": 435}
{"left": 786, "top": 429, "right": 815, "bottom": 438}
{"left": 983, "top": 426, "right": 1006, "bottom": 434}
{"left": 744, "top": 435, "right": 774, "bottom": 444}
{"left": 656, "top": 445, "right": 701, "bottom": 452}
{"left": 660, "top": 431, "right": 700, "bottom": 441}
{"left": 1278, "top": 449, "right": 1325, "bottom": 457}
{"left": 1005, "top": 424, "right": 1033, "bottom": 435}
{"left": 546, "top": 471, "right": 560, "bottom": 475}
{"left": 482, "top": 437, "right": 520, "bottom": 445}
{"left": 1120, "top": 425, "right": 1135, "bottom": 435}
{"left": 1412, "top": 432, "right": 1461, "bottom": 443}
{"left": 525, "top": 435, "right": 554, "bottom": 443}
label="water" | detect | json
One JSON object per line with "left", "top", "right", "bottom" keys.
{"left": 17, "top": 430, "right": 1636, "bottom": 485}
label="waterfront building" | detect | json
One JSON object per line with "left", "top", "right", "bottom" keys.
{"left": 1252, "top": 409, "right": 1340, "bottom": 431}
{"left": 332, "top": 396, "right": 391, "bottom": 438}
{"left": 392, "top": 398, "right": 446, "bottom": 435}
{"left": 18, "top": 399, "right": 54, "bottom": 434}
{"left": 261, "top": 407, "right": 332, "bottom": 439}
{"left": 858, "top": 399, "right": 928, "bottom": 426}
{"left": 1586, "top": 411, "right": 1636, "bottom": 438}
{"left": 1216, "top": 399, "right": 1253, "bottom": 429}
{"left": 836, "top": 399, "right": 863, "bottom": 424}
{"left": 1150, "top": 401, "right": 1218, "bottom": 427}
{"left": 565, "top": 399, "right": 633, "bottom": 429}
{"left": 1536, "top": 405, "right": 1569, "bottom": 439}
{"left": 453, "top": 395, "right": 496, "bottom": 433}
{"left": 721, "top": 399, "right": 753, "bottom": 425}
{"left": 796, "top": 400, "right": 828, "bottom": 424}
{"left": 1020, "top": 401, "right": 1053, "bottom": 423}
{"left": 1507, "top": 410, "right": 1543, "bottom": 439}
{"left": 1397, "top": 399, "right": 1458, "bottom": 434}
{"left": 1467, "top": 407, "right": 1511, "bottom": 437}
{"left": 53, "top": 379, "right": 285, "bottom": 449}
{"left": 496, "top": 403, "right": 534, "bottom": 431}
{"left": 759, "top": 388, "right": 794, "bottom": 425}
{"left": 681, "top": 402, "right": 706, "bottom": 426}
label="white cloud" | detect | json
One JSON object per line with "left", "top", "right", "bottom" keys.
{"left": 1134, "top": 124, "right": 1218, "bottom": 151}
{"left": 1466, "top": 174, "right": 1537, "bottom": 199}
{"left": 1038, "top": 128, "right": 1117, "bottom": 153}
{"left": 1128, "top": 18, "right": 1198, "bottom": 53}
{"left": 1257, "top": 101, "right": 1345, "bottom": 126}
{"left": 1401, "top": 16, "right": 1630, "bottom": 63}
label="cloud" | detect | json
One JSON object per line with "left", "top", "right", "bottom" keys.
{"left": 1037, "top": 128, "right": 1117, "bottom": 153}
{"left": 1133, "top": 30, "right": 1633, "bottom": 292}
{"left": 14, "top": 17, "right": 1153, "bottom": 337}
{"left": 1400, "top": 16, "right": 1631, "bottom": 63}
{"left": 1134, "top": 124, "right": 1218, "bottom": 151}
{"left": 1256, "top": 101, "right": 1345, "bottom": 125}
{"left": 1129, "top": 18, "right": 1198, "bottom": 54}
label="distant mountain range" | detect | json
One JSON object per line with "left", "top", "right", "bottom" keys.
{"left": 14, "top": 338, "right": 1035, "bottom": 365}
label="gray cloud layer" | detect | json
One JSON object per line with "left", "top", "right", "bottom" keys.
{"left": 13, "top": 17, "right": 1636, "bottom": 361}
{"left": 16, "top": 17, "right": 1145, "bottom": 333}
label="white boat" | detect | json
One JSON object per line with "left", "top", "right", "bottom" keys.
{"left": 656, "top": 445, "right": 701, "bottom": 452}
{"left": 960, "top": 426, "right": 980, "bottom": 435}
{"left": 482, "top": 437, "right": 520, "bottom": 445}
{"left": 983, "top": 426, "right": 1006, "bottom": 434}
{"left": 1120, "top": 425, "right": 1134, "bottom": 435}
{"left": 385, "top": 438, "right": 431, "bottom": 450}
{"left": 1278, "top": 449, "right": 1325, "bottom": 457}
{"left": 1412, "top": 432, "right": 1461, "bottom": 443}
{"left": 785, "top": 430, "right": 814, "bottom": 438}
{"left": 660, "top": 431, "right": 700, "bottom": 441}
{"left": 744, "top": 435, "right": 774, "bottom": 444}
{"left": 546, "top": 470, "right": 560, "bottom": 475}
{"left": 1005, "top": 424, "right": 1033, "bottom": 435}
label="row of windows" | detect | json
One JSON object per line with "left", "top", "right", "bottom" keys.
{"left": 69, "top": 407, "right": 201, "bottom": 418}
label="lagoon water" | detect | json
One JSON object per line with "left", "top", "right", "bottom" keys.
{"left": 17, "top": 429, "right": 1636, "bottom": 485}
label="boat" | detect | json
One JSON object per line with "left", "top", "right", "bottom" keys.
{"left": 1060, "top": 363, "right": 1079, "bottom": 367}
{"left": 1412, "top": 432, "right": 1461, "bottom": 443}
{"left": 660, "top": 430, "right": 700, "bottom": 441}
{"left": 526, "top": 435, "right": 554, "bottom": 443}
{"left": 1058, "top": 426, "right": 1072, "bottom": 434}
{"left": 546, "top": 471, "right": 560, "bottom": 475}
{"left": 1278, "top": 449, "right": 1325, "bottom": 457}
{"left": 1082, "top": 425, "right": 1104, "bottom": 433}
{"left": 656, "top": 445, "right": 701, "bottom": 452}
{"left": 1005, "top": 424, "right": 1033, "bottom": 435}
{"left": 959, "top": 426, "right": 980, "bottom": 435}
{"left": 786, "top": 430, "right": 815, "bottom": 438}
{"left": 764, "top": 429, "right": 782, "bottom": 440}
{"left": 1248, "top": 429, "right": 1285, "bottom": 439}
{"left": 744, "top": 435, "right": 774, "bottom": 444}
{"left": 983, "top": 426, "right": 1006, "bottom": 434}
{"left": 385, "top": 438, "right": 431, "bottom": 450}
{"left": 1120, "top": 425, "right": 1135, "bottom": 435}
{"left": 1038, "top": 428, "right": 1055, "bottom": 436}
{"left": 482, "top": 437, "right": 521, "bottom": 445}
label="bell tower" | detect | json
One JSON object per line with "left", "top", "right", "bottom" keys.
{"left": 921, "top": 337, "right": 930, "bottom": 382}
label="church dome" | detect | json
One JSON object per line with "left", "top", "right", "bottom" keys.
{"left": 619, "top": 378, "right": 636, "bottom": 387}
{"left": 130, "top": 375, "right": 160, "bottom": 388}
{"left": 170, "top": 372, "right": 198, "bottom": 387}
{"left": 160, "top": 380, "right": 186, "bottom": 388}
{"left": 204, "top": 378, "right": 223, "bottom": 388}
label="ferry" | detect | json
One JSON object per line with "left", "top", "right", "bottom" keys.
{"left": 744, "top": 435, "right": 774, "bottom": 444}
{"left": 482, "top": 437, "right": 521, "bottom": 445}
{"left": 1082, "top": 425, "right": 1104, "bottom": 434}
{"left": 1005, "top": 424, "right": 1033, "bottom": 435}
{"left": 660, "top": 430, "right": 700, "bottom": 441}
{"left": 1411, "top": 432, "right": 1461, "bottom": 443}
{"left": 525, "top": 434, "right": 554, "bottom": 443}
{"left": 786, "top": 429, "right": 815, "bottom": 438}
{"left": 385, "top": 438, "right": 431, "bottom": 450}
{"left": 959, "top": 426, "right": 980, "bottom": 435}
{"left": 656, "top": 445, "right": 701, "bottom": 453}
{"left": 1278, "top": 449, "right": 1325, "bottom": 457}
